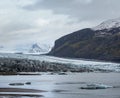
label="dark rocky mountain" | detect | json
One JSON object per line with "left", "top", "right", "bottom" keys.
{"left": 49, "top": 18, "right": 120, "bottom": 62}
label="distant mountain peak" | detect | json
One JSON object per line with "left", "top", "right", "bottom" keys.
{"left": 0, "top": 43, "right": 52, "bottom": 54}
{"left": 29, "top": 43, "right": 51, "bottom": 54}
{"left": 92, "top": 17, "right": 120, "bottom": 30}
{"left": 32, "top": 43, "right": 41, "bottom": 49}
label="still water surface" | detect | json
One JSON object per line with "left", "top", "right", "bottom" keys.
{"left": 0, "top": 73, "right": 120, "bottom": 98}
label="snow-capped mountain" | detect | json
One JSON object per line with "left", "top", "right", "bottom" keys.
{"left": 93, "top": 17, "right": 120, "bottom": 30}
{"left": 0, "top": 43, "right": 52, "bottom": 54}
{"left": 29, "top": 43, "right": 51, "bottom": 54}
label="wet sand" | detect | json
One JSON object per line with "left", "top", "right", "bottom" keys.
{"left": 0, "top": 94, "right": 43, "bottom": 97}
{"left": 0, "top": 88, "right": 45, "bottom": 97}
{"left": 0, "top": 88, "right": 46, "bottom": 92}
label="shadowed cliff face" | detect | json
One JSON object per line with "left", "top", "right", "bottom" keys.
{"left": 49, "top": 27, "right": 120, "bottom": 62}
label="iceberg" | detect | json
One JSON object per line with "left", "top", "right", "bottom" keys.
{"left": 81, "top": 83, "right": 113, "bottom": 89}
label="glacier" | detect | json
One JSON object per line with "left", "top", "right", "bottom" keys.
{"left": 0, "top": 53, "right": 120, "bottom": 72}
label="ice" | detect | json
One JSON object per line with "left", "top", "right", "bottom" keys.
{"left": 81, "top": 83, "right": 113, "bottom": 89}
{"left": 0, "top": 53, "right": 120, "bottom": 72}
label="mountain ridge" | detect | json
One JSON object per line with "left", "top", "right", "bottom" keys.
{"left": 49, "top": 18, "right": 120, "bottom": 62}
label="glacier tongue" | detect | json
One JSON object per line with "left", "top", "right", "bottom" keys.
{"left": 92, "top": 17, "right": 120, "bottom": 30}
{"left": 0, "top": 53, "right": 120, "bottom": 72}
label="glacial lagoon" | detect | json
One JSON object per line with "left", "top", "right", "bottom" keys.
{"left": 0, "top": 73, "right": 120, "bottom": 98}
{"left": 0, "top": 53, "right": 120, "bottom": 98}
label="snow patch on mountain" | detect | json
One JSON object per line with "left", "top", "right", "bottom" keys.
{"left": 92, "top": 17, "right": 120, "bottom": 30}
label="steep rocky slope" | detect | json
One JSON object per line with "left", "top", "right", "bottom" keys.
{"left": 49, "top": 18, "right": 120, "bottom": 62}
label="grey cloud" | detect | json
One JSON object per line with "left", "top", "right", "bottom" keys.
{"left": 0, "top": 0, "right": 120, "bottom": 48}
{"left": 22, "top": 0, "right": 120, "bottom": 21}
{"left": 0, "top": 21, "right": 33, "bottom": 33}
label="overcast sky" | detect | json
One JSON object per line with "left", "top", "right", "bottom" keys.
{"left": 0, "top": 0, "right": 120, "bottom": 47}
